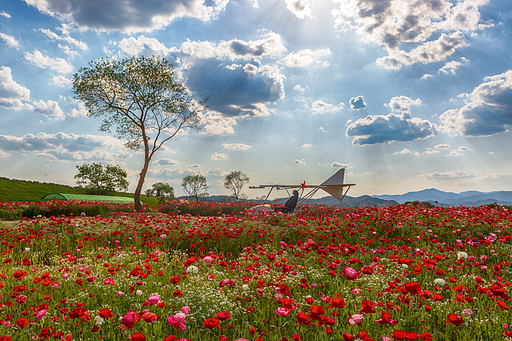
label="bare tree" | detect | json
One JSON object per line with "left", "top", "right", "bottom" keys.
{"left": 224, "top": 170, "right": 250, "bottom": 200}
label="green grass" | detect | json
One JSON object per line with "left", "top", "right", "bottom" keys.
{"left": 0, "top": 176, "right": 160, "bottom": 206}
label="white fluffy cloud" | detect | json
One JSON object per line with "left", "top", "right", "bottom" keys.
{"left": 0, "top": 33, "right": 18, "bottom": 47}
{"left": 0, "top": 132, "right": 127, "bottom": 161}
{"left": 281, "top": 47, "right": 331, "bottom": 68}
{"left": 384, "top": 96, "right": 421, "bottom": 112}
{"left": 154, "top": 158, "right": 180, "bottom": 166}
{"left": 0, "top": 66, "right": 31, "bottom": 110}
{"left": 440, "top": 69, "right": 512, "bottom": 137}
{"left": 349, "top": 95, "right": 366, "bottom": 110}
{"left": 24, "top": 50, "right": 73, "bottom": 74}
{"left": 223, "top": 143, "right": 252, "bottom": 150}
{"left": 283, "top": 0, "right": 313, "bottom": 19}
{"left": 211, "top": 152, "right": 228, "bottom": 160}
{"left": 294, "top": 159, "right": 306, "bottom": 165}
{"left": 23, "top": 0, "right": 229, "bottom": 33}
{"left": 332, "top": 0, "right": 489, "bottom": 69}
{"left": 39, "top": 28, "right": 88, "bottom": 51}
{"left": 32, "top": 100, "right": 65, "bottom": 121}
{"left": 419, "top": 170, "right": 476, "bottom": 180}
{"left": 346, "top": 112, "right": 436, "bottom": 145}
{"left": 311, "top": 99, "right": 344, "bottom": 115}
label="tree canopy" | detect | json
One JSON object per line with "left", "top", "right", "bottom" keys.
{"left": 145, "top": 182, "right": 174, "bottom": 203}
{"left": 224, "top": 170, "right": 250, "bottom": 200}
{"left": 181, "top": 175, "right": 209, "bottom": 202}
{"left": 72, "top": 55, "right": 207, "bottom": 211}
{"left": 74, "top": 162, "right": 129, "bottom": 195}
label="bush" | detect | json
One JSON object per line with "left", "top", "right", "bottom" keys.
{"left": 0, "top": 208, "right": 23, "bottom": 221}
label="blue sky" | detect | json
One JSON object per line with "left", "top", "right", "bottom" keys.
{"left": 0, "top": 0, "right": 511, "bottom": 199}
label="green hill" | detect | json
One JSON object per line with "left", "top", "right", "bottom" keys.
{"left": 0, "top": 176, "right": 159, "bottom": 206}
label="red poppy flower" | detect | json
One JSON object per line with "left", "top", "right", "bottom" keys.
{"left": 359, "top": 300, "right": 377, "bottom": 314}
{"left": 391, "top": 329, "right": 407, "bottom": 340}
{"left": 420, "top": 332, "right": 433, "bottom": 341}
{"left": 203, "top": 318, "right": 221, "bottom": 329}
{"left": 128, "top": 332, "right": 146, "bottom": 341}
{"left": 329, "top": 295, "right": 345, "bottom": 309}
{"left": 215, "top": 311, "right": 231, "bottom": 321}
{"left": 296, "top": 312, "right": 310, "bottom": 326}
{"left": 405, "top": 282, "right": 422, "bottom": 295}
{"left": 446, "top": 313, "right": 464, "bottom": 327}
{"left": 16, "top": 318, "right": 29, "bottom": 328}
{"left": 13, "top": 270, "right": 27, "bottom": 280}
{"left": 341, "top": 333, "right": 354, "bottom": 341}
{"left": 98, "top": 308, "right": 114, "bottom": 319}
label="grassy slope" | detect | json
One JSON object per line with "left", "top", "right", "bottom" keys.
{"left": 0, "top": 177, "right": 160, "bottom": 206}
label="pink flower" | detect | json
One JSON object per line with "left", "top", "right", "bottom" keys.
{"left": 343, "top": 267, "right": 359, "bottom": 281}
{"left": 181, "top": 306, "right": 190, "bottom": 315}
{"left": 148, "top": 293, "right": 162, "bottom": 305}
{"left": 275, "top": 307, "right": 291, "bottom": 316}
{"left": 220, "top": 279, "right": 235, "bottom": 287}
{"left": 351, "top": 288, "right": 361, "bottom": 294}
{"left": 121, "top": 311, "right": 138, "bottom": 329}
{"left": 348, "top": 314, "right": 363, "bottom": 326}
{"left": 203, "top": 256, "right": 214, "bottom": 263}
{"left": 62, "top": 273, "right": 70, "bottom": 278}
{"left": 35, "top": 309, "right": 47, "bottom": 320}
{"left": 167, "top": 313, "right": 187, "bottom": 331}
{"left": 117, "top": 291, "right": 125, "bottom": 297}
{"left": 103, "top": 278, "right": 115, "bottom": 285}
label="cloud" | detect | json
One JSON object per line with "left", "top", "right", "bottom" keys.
{"left": 68, "top": 101, "right": 89, "bottom": 117}
{"left": 302, "top": 144, "right": 311, "bottom": 148}
{"left": 39, "top": 28, "right": 88, "bottom": 51}
{"left": 318, "top": 127, "right": 329, "bottom": 133}
{"left": 154, "top": 158, "right": 180, "bottom": 166}
{"left": 421, "top": 74, "right": 433, "bottom": 80}
{"left": 283, "top": 0, "right": 313, "bottom": 19}
{"left": 188, "top": 164, "right": 200, "bottom": 168}
{"left": 384, "top": 96, "right": 421, "bottom": 112}
{"left": 349, "top": 95, "right": 366, "bottom": 110}
{"left": 294, "top": 159, "right": 306, "bottom": 165}
{"left": 0, "top": 11, "right": 10, "bottom": 18}
{"left": 281, "top": 47, "right": 331, "bottom": 68}
{"left": 440, "top": 69, "right": 512, "bottom": 137}
{"left": 23, "top": 0, "right": 229, "bottom": 33}
{"left": 0, "top": 33, "right": 18, "bottom": 47}
{"left": 419, "top": 171, "right": 476, "bottom": 180}
{"left": 446, "top": 146, "right": 470, "bottom": 156}
{"left": 0, "top": 66, "right": 32, "bottom": 110}
{"left": 223, "top": 143, "right": 252, "bottom": 150}
{"left": 211, "top": 152, "right": 228, "bottom": 160}
{"left": 332, "top": 0, "right": 488, "bottom": 69}
{"left": 376, "top": 32, "right": 467, "bottom": 69}
{"left": 346, "top": 112, "right": 436, "bottom": 145}
{"left": 0, "top": 132, "right": 127, "bottom": 161}
{"left": 0, "top": 150, "right": 10, "bottom": 158}
{"left": 439, "top": 57, "right": 469, "bottom": 74}
{"left": 434, "top": 144, "right": 450, "bottom": 149}
{"left": 24, "top": 50, "right": 73, "bottom": 74}
{"left": 393, "top": 148, "right": 410, "bottom": 155}
{"left": 311, "top": 99, "right": 344, "bottom": 115}
{"left": 199, "top": 111, "right": 237, "bottom": 135}
{"left": 50, "top": 74, "right": 72, "bottom": 87}
{"left": 32, "top": 100, "right": 65, "bottom": 121}
{"left": 331, "top": 162, "right": 354, "bottom": 169}
{"left": 116, "top": 35, "right": 177, "bottom": 57}
{"left": 294, "top": 85, "right": 306, "bottom": 91}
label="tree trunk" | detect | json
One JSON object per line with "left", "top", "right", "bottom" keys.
{"left": 134, "top": 157, "right": 150, "bottom": 211}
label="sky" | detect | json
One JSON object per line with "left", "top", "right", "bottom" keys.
{"left": 0, "top": 0, "right": 511, "bottom": 199}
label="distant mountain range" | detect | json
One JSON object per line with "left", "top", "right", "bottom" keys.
{"left": 185, "top": 188, "right": 512, "bottom": 208}
{"left": 373, "top": 188, "right": 512, "bottom": 207}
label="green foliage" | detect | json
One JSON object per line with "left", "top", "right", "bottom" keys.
{"left": 223, "top": 170, "right": 250, "bottom": 200}
{"left": 72, "top": 55, "right": 208, "bottom": 211}
{"left": 404, "top": 200, "right": 435, "bottom": 208}
{"left": 181, "top": 175, "right": 209, "bottom": 202}
{"left": 0, "top": 209, "right": 22, "bottom": 221}
{"left": 74, "top": 162, "right": 129, "bottom": 194}
{"left": 146, "top": 182, "right": 174, "bottom": 203}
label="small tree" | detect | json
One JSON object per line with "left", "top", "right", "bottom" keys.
{"left": 72, "top": 55, "right": 207, "bottom": 211}
{"left": 74, "top": 162, "right": 129, "bottom": 195}
{"left": 224, "top": 170, "right": 250, "bottom": 200}
{"left": 181, "top": 175, "right": 209, "bottom": 202}
{"left": 146, "top": 182, "right": 174, "bottom": 203}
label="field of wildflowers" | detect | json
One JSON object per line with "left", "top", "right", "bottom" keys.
{"left": 0, "top": 201, "right": 511, "bottom": 341}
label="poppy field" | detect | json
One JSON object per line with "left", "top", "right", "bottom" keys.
{"left": 0, "top": 201, "right": 511, "bottom": 341}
